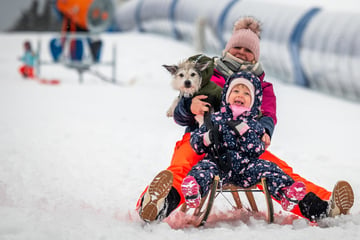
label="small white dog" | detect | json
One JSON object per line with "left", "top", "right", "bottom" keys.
{"left": 163, "top": 55, "right": 222, "bottom": 123}
{"left": 163, "top": 60, "right": 209, "bottom": 117}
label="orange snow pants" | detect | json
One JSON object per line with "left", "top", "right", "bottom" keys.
{"left": 166, "top": 132, "right": 332, "bottom": 218}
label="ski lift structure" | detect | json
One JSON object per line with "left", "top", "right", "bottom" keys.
{"left": 36, "top": 0, "right": 117, "bottom": 84}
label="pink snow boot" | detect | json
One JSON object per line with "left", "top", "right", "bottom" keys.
{"left": 181, "top": 176, "right": 201, "bottom": 208}
{"left": 281, "top": 181, "right": 306, "bottom": 211}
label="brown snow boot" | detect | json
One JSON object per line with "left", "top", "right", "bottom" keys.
{"left": 139, "top": 170, "right": 173, "bottom": 222}
{"left": 327, "top": 180, "right": 354, "bottom": 217}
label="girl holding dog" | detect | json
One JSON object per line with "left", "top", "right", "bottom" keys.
{"left": 137, "top": 17, "right": 354, "bottom": 223}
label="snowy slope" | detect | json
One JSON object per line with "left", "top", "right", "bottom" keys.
{"left": 0, "top": 32, "right": 359, "bottom": 240}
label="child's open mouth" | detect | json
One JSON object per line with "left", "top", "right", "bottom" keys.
{"left": 234, "top": 100, "right": 244, "bottom": 105}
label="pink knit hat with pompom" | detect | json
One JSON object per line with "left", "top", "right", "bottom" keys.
{"left": 223, "top": 16, "right": 261, "bottom": 61}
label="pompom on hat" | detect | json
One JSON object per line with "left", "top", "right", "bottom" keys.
{"left": 223, "top": 16, "right": 262, "bottom": 61}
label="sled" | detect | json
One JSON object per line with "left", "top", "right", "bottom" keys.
{"left": 179, "top": 176, "right": 274, "bottom": 227}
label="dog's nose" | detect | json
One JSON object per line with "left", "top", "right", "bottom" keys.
{"left": 184, "top": 80, "right": 192, "bottom": 88}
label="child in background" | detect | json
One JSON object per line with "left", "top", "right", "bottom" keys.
{"left": 19, "top": 41, "right": 37, "bottom": 79}
{"left": 182, "top": 71, "right": 306, "bottom": 211}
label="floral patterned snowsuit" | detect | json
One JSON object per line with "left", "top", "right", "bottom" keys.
{"left": 189, "top": 72, "right": 294, "bottom": 200}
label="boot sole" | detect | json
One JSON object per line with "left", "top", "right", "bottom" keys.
{"left": 331, "top": 180, "right": 354, "bottom": 215}
{"left": 140, "top": 170, "right": 173, "bottom": 222}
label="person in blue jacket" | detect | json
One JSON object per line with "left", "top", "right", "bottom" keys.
{"left": 19, "top": 41, "right": 37, "bottom": 78}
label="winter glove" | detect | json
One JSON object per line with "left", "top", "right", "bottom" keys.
{"left": 203, "top": 123, "right": 220, "bottom": 147}
{"left": 227, "top": 120, "right": 250, "bottom": 136}
{"left": 217, "top": 151, "right": 232, "bottom": 173}
{"left": 203, "top": 112, "right": 221, "bottom": 147}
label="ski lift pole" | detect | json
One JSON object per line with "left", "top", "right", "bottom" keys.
{"left": 36, "top": 39, "right": 41, "bottom": 77}
{"left": 112, "top": 43, "right": 117, "bottom": 84}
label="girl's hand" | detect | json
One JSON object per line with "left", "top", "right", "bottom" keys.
{"left": 262, "top": 133, "right": 271, "bottom": 149}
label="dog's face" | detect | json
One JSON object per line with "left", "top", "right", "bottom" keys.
{"left": 163, "top": 61, "right": 210, "bottom": 97}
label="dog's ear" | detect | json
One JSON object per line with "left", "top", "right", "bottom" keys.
{"left": 162, "top": 65, "right": 178, "bottom": 75}
{"left": 196, "top": 61, "right": 211, "bottom": 72}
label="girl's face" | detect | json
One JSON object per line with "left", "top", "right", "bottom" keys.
{"left": 228, "top": 46, "right": 255, "bottom": 62}
{"left": 228, "top": 84, "right": 252, "bottom": 108}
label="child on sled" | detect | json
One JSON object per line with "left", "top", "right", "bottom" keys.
{"left": 19, "top": 41, "right": 37, "bottom": 79}
{"left": 137, "top": 16, "right": 354, "bottom": 223}
{"left": 182, "top": 71, "right": 306, "bottom": 211}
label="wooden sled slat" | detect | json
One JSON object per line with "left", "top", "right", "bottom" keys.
{"left": 180, "top": 176, "right": 274, "bottom": 226}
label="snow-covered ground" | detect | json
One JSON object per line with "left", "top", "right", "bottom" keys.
{"left": 0, "top": 30, "right": 359, "bottom": 239}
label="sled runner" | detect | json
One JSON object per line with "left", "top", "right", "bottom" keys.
{"left": 180, "top": 176, "right": 274, "bottom": 227}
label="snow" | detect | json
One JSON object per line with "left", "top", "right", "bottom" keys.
{"left": 1, "top": 31, "right": 360, "bottom": 240}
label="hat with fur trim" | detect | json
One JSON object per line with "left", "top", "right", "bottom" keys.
{"left": 225, "top": 77, "right": 255, "bottom": 108}
{"left": 223, "top": 16, "right": 261, "bottom": 61}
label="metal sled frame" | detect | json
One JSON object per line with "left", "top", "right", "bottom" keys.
{"left": 180, "top": 176, "right": 274, "bottom": 227}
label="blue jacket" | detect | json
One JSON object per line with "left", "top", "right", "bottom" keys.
{"left": 21, "top": 51, "right": 37, "bottom": 67}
